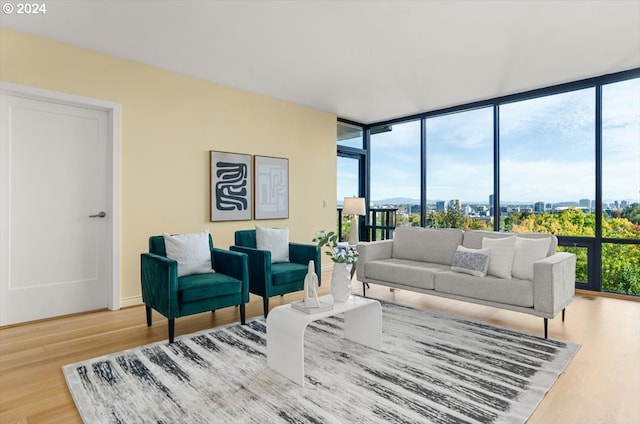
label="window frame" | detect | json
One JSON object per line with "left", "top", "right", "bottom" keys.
{"left": 342, "top": 68, "right": 640, "bottom": 294}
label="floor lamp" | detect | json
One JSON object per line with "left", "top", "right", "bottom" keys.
{"left": 343, "top": 197, "right": 366, "bottom": 246}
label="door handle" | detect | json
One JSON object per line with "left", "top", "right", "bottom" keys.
{"left": 89, "top": 211, "right": 107, "bottom": 218}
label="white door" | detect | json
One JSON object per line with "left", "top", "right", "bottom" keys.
{"left": 0, "top": 94, "right": 112, "bottom": 325}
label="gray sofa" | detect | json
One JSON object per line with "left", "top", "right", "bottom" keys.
{"left": 356, "top": 227, "right": 576, "bottom": 338}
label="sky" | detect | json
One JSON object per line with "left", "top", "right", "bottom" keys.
{"left": 338, "top": 78, "right": 640, "bottom": 206}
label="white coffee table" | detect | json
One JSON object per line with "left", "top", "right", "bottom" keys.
{"left": 266, "top": 295, "right": 382, "bottom": 386}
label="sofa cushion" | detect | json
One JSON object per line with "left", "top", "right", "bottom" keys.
{"left": 451, "top": 246, "right": 490, "bottom": 277}
{"left": 512, "top": 236, "right": 550, "bottom": 280}
{"left": 364, "top": 258, "right": 449, "bottom": 290}
{"left": 482, "top": 236, "right": 516, "bottom": 279}
{"left": 463, "top": 230, "right": 557, "bottom": 256}
{"left": 435, "top": 271, "right": 534, "bottom": 308}
{"left": 392, "top": 226, "right": 463, "bottom": 266}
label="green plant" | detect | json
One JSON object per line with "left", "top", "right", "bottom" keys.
{"left": 313, "top": 230, "right": 359, "bottom": 264}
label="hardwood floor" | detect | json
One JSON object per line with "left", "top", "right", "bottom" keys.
{"left": 1, "top": 273, "right": 639, "bottom": 423}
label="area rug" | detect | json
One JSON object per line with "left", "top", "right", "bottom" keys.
{"left": 63, "top": 298, "right": 579, "bottom": 423}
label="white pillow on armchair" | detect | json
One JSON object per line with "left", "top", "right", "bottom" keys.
{"left": 256, "top": 226, "right": 290, "bottom": 263}
{"left": 163, "top": 230, "right": 215, "bottom": 277}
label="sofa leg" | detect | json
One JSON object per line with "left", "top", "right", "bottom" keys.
{"left": 362, "top": 282, "right": 367, "bottom": 297}
{"left": 543, "top": 318, "right": 548, "bottom": 339}
{"left": 145, "top": 305, "right": 152, "bottom": 327}
{"left": 263, "top": 297, "right": 269, "bottom": 318}
{"left": 562, "top": 308, "right": 566, "bottom": 322}
{"left": 240, "top": 303, "right": 246, "bottom": 325}
{"left": 168, "top": 318, "right": 175, "bottom": 344}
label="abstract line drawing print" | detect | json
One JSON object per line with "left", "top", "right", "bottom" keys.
{"left": 215, "top": 162, "right": 248, "bottom": 211}
{"left": 255, "top": 156, "right": 288, "bottom": 219}
{"left": 210, "top": 152, "right": 252, "bottom": 221}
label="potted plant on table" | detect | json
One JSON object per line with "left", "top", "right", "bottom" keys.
{"left": 313, "top": 230, "right": 358, "bottom": 302}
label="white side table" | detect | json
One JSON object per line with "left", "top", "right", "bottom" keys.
{"left": 266, "top": 295, "right": 382, "bottom": 386}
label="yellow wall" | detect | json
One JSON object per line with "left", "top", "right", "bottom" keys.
{"left": 0, "top": 28, "right": 337, "bottom": 305}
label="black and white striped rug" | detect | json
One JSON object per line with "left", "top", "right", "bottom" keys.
{"left": 64, "top": 298, "right": 579, "bottom": 423}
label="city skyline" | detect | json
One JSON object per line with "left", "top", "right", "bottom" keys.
{"left": 362, "top": 197, "right": 634, "bottom": 205}
{"left": 338, "top": 196, "right": 635, "bottom": 209}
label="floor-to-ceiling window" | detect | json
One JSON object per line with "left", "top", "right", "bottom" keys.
{"left": 370, "top": 120, "right": 421, "bottom": 238}
{"left": 499, "top": 88, "right": 596, "bottom": 287}
{"left": 601, "top": 78, "right": 640, "bottom": 295}
{"left": 499, "top": 89, "right": 596, "bottom": 235}
{"left": 339, "top": 69, "right": 640, "bottom": 295}
{"left": 425, "top": 107, "right": 494, "bottom": 229}
{"left": 337, "top": 120, "right": 366, "bottom": 241}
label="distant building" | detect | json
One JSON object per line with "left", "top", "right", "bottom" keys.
{"left": 534, "top": 201, "right": 545, "bottom": 213}
{"left": 580, "top": 198, "right": 591, "bottom": 210}
{"left": 436, "top": 201, "right": 446, "bottom": 212}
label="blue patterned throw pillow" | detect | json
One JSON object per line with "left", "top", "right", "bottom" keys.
{"left": 451, "top": 246, "right": 490, "bottom": 277}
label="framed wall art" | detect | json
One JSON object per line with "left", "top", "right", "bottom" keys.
{"left": 254, "top": 155, "right": 289, "bottom": 219}
{"left": 210, "top": 151, "right": 252, "bottom": 221}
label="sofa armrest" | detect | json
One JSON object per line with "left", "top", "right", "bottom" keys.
{"left": 356, "top": 240, "right": 394, "bottom": 280}
{"left": 289, "top": 243, "right": 322, "bottom": 285}
{"left": 212, "top": 248, "right": 250, "bottom": 302}
{"left": 230, "top": 245, "right": 272, "bottom": 297}
{"left": 140, "top": 253, "right": 179, "bottom": 318}
{"left": 533, "top": 252, "right": 576, "bottom": 317}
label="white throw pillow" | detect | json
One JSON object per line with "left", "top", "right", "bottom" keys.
{"left": 256, "top": 226, "right": 290, "bottom": 263}
{"left": 481, "top": 236, "right": 516, "bottom": 279}
{"left": 451, "top": 246, "right": 490, "bottom": 277}
{"left": 163, "top": 230, "right": 215, "bottom": 277}
{"left": 512, "top": 237, "right": 550, "bottom": 280}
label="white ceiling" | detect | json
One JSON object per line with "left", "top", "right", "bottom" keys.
{"left": 2, "top": 0, "right": 639, "bottom": 123}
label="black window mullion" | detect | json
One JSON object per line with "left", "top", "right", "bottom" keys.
{"left": 593, "top": 84, "right": 603, "bottom": 291}
{"left": 493, "top": 104, "right": 500, "bottom": 232}
{"left": 421, "top": 118, "right": 427, "bottom": 227}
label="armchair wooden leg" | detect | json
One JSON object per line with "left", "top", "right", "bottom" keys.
{"left": 543, "top": 318, "right": 548, "bottom": 339}
{"left": 562, "top": 308, "right": 566, "bottom": 322}
{"left": 168, "top": 319, "right": 175, "bottom": 344}
{"left": 263, "top": 297, "right": 269, "bottom": 318}
{"left": 240, "top": 304, "right": 246, "bottom": 325}
{"left": 362, "top": 282, "right": 367, "bottom": 297}
{"left": 145, "top": 305, "right": 152, "bottom": 327}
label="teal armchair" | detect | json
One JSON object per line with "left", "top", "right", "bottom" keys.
{"left": 231, "top": 229, "right": 321, "bottom": 317}
{"left": 141, "top": 234, "right": 249, "bottom": 343}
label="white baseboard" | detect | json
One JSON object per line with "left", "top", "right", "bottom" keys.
{"left": 120, "top": 295, "right": 143, "bottom": 308}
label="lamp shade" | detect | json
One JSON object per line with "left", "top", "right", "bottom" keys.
{"left": 343, "top": 197, "right": 366, "bottom": 215}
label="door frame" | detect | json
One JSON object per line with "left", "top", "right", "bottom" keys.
{"left": 1, "top": 81, "right": 121, "bottom": 311}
